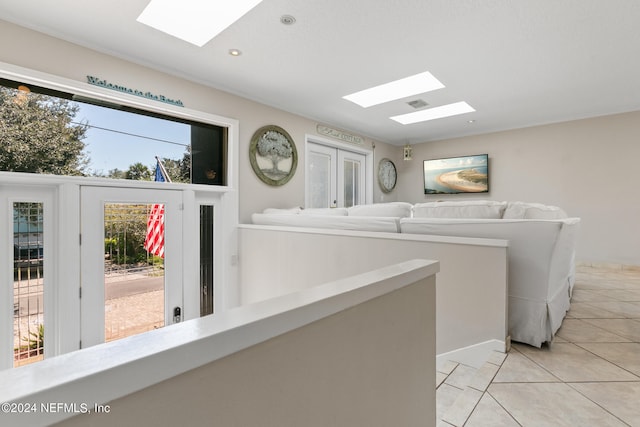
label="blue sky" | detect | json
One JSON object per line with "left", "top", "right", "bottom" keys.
{"left": 74, "top": 102, "right": 190, "bottom": 175}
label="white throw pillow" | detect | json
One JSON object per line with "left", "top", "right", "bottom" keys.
{"left": 522, "top": 204, "right": 567, "bottom": 219}
{"left": 502, "top": 203, "right": 527, "bottom": 219}
{"left": 504, "top": 202, "right": 567, "bottom": 219}
{"left": 347, "top": 202, "right": 413, "bottom": 218}
{"left": 413, "top": 200, "right": 507, "bottom": 219}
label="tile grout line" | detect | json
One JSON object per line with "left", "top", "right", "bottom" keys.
{"left": 571, "top": 341, "right": 640, "bottom": 381}
{"left": 564, "top": 381, "right": 635, "bottom": 427}
{"left": 439, "top": 268, "right": 640, "bottom": 426}
{"left": 448, "top": 352, "right": 508, "bottom": 426}
{"left": 484, "top": 389, "right": 524, "bottom": 427}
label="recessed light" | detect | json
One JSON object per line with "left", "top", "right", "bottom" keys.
{"left": 390, "top": 102, "right": 475, "bottom": 125}
{"left": 137, "top": 0, "right": 264, "bottom": 47}
{"left": 343, "top": 71, "right": 445, "bottom": 108}
{"left": 229, "top": 49, "right": 242, "bottom": 56}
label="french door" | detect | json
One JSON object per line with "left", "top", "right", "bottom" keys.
{"left": 80, "top": 186, "right": 183, "bottom": 349}
{"left": 306, "top": 142, "right": 367, "bottom": 208}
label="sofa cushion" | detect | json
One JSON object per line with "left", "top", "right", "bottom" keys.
{"left": 300, "top": 207, "right": 349, "bottom": 216}
{"left": 263, "top": 207, "right": 302, "bottom": 215}
{"left": 503, "top": 202, "right": 568, "bottom": 219}
{"left": 347, "top": 202, "right": 413, "bottom": 218}
{"left": 413, "top": 200, "right": 507, "bottom": 219}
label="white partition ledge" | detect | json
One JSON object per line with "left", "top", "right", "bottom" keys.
{"left": 0, "top": 259, "right": 438, "bottom": 427}
{"left": 239, "top": 223, "right": 507, "bottom": 248}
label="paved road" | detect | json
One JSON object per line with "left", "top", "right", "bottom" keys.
{"left": 105, "top": 276, "right": 163, "bottom": 300}
{"left": 15, "top": 276, "right": 164, "bottom": 316}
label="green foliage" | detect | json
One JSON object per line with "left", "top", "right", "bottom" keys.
{"left": 104, "top": 204, "right": 149, "bottom": 264}
{"left": 0, "top": 87, "right": 88, "bottom": 175}
{"left": 106, "top": 168, "right": 126, "bottom": 180}
{"left": 158, "top": 151, "right": 191, "bottom": 183}
{"left": 98, "top": 153, "right": 191, "bottom": 182}
{"left": 125, "top": 162, "right": 151, "bottom": 181}
{"left": 21, "top": 324, "right": 44, "bottom": 354}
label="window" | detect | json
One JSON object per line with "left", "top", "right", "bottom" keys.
{"left": 0, "top": 78, "right": 227, "bottom": 185}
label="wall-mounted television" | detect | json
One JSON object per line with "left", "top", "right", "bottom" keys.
{"left": 423, "top": 154, "right": 489, "bottom": 194}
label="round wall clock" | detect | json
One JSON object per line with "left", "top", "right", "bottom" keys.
{"left": 378, "top": 158, "right": 397, "bottom": 193}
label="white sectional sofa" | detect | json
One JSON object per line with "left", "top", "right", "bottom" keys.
{"left": 251, "top": 200, "right": 580, "bottom": 347}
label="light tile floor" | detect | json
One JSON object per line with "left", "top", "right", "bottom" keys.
{"left": 437, "top": 265, "right": 640, "bottom": 426}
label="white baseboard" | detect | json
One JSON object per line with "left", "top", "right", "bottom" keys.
{"left": 436, "top": 339, "right": 506, "bottom": 369}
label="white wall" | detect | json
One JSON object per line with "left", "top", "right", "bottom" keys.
{"left": 239, "top": 225, "right": 509, "bottom": 364}
{"left": 0, "top": 20, "right": 398, "bottom": 224}
{"left": 395, "top": 111, "right": 640, "bottom": 266}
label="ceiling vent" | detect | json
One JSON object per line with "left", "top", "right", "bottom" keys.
{"left": 280, "top": 15, "right": 296, "bottom": 25}
{"left": 407, "top": 99, "right": 428, "bottom": 109}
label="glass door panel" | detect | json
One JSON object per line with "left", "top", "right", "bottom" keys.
{"left": 342, "top": 160, "right": 359, "bottom": 207}
{"left": 80, "top": 187, "right": 183, "bottom": 349}
{"left": 306, "top": 143, "right": 337, "bottom": 208}
{"left": 199, "top": 205, "right": 214, "bottom": 317}
{"left": 338, "top": 151, "right": 366, "bottom": 208}
{"left": 307, "top": 142, "right": 367, "bottom": 209}
{"left": 103, "top": 203, "right": 165, "bottom": 342}
{"left": 13, "top": 202, "right": 44, "bottom": 366}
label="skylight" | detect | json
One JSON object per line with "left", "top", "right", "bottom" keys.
{"left": 390, "top": 102, "right": 475, "bottom": 125}
{"left": 137, "top": 0, "right": 263, "bottom": 47}
{"left": 342, "top": 71, "right": 445, "bottom": 108}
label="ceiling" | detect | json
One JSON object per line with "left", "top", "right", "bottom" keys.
{"left": 1, "top": 0, "right": 639, "bottom": 145}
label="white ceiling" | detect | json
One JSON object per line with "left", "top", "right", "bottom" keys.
{"left": 1, "top": 0, "right": 639, "bottom": 145}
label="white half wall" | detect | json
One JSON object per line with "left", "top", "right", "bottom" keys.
{"left": 1, "top": 260, "right": 437, "bottom": 427}
{"left": 238, "top": 225, "right": 509, "bottom": 364}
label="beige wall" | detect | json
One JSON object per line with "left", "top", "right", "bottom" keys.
{"left": 1, "top": 20, "right": 637, "bottom": 264}
{"left": 396, "top": 111, "right": 640, "bottom": 266}
{"left": 0, "top": 20, "right": 398, "bottom": 224}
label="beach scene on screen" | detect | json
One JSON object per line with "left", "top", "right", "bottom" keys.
{"left": 424, "top": 154, "right": 488, "bottom": 194}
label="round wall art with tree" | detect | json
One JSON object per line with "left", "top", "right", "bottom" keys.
{"left": 249, "top": 125, "right": 298, "bottom": 186}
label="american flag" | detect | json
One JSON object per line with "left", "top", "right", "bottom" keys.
{"left": 144, "top": 204, "right": 165, "bottom": 258}
{"left": 144, "top": 158, "right": 169, "bottom": 258}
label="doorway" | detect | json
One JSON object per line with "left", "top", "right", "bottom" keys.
{"left": 305, "top": 140, "right": 371, "bottom": 208}
{"left": 80, "top": 186, "right": 183, "bottom": 348}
